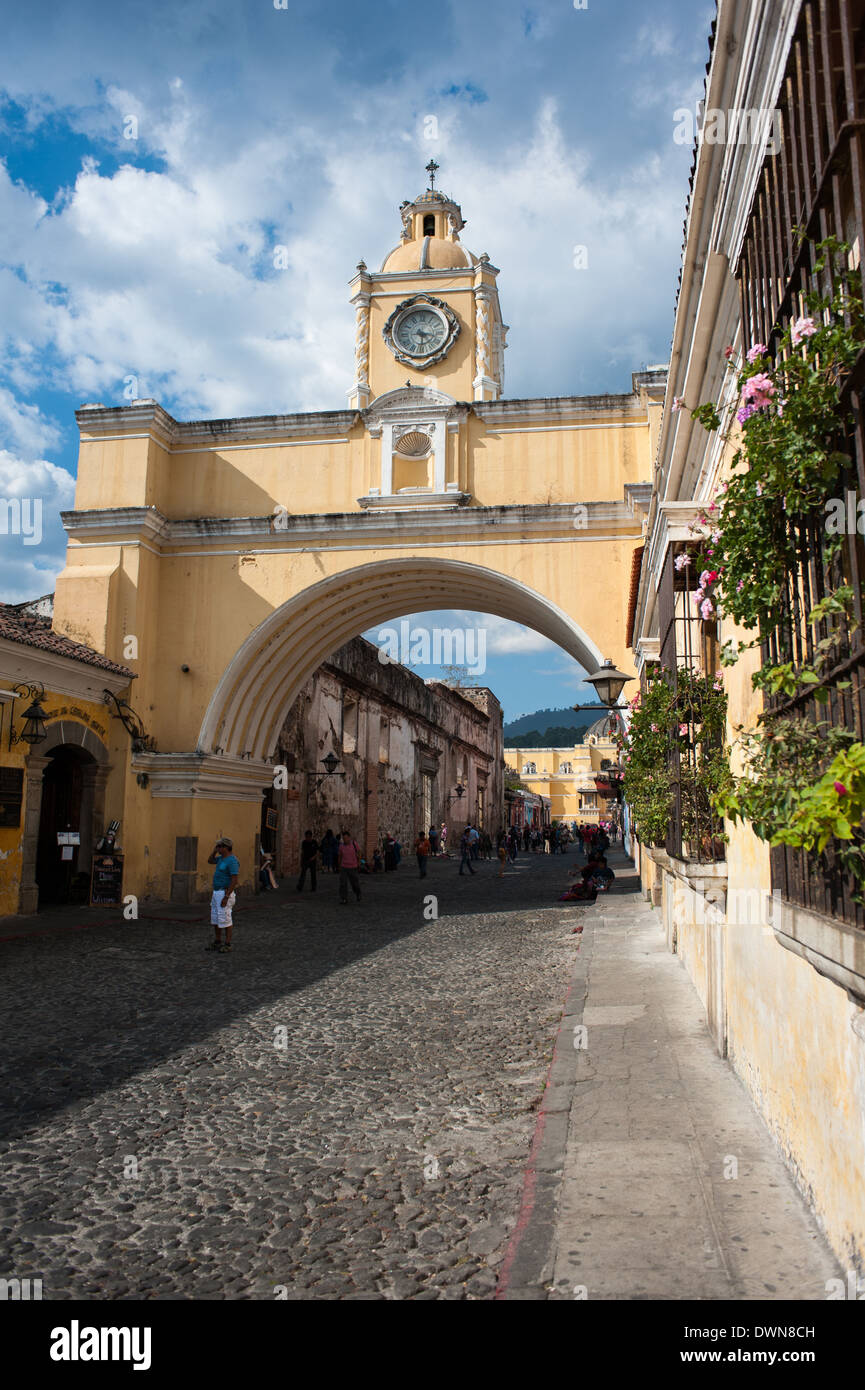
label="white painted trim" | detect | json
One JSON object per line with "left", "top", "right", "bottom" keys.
{"left": 494, "top": 422, "right": 646, "bottom": 434}
{"left": 67, "top": 534, "right": 637, "bottom": 559}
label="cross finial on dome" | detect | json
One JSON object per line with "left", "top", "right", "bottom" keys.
{"left": 425, "top": 159, "right": 439, "bottom": 190}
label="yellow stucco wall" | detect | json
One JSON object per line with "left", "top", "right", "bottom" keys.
{"left": 639, "top": 503, "right": 865, "bottom": 1268}
{"left": 504, "top": 740, "right": 619, "bottom": 822}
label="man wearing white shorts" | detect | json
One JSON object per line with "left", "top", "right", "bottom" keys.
{"left": 207, "top": 837, "right": 240, "bottom": 954}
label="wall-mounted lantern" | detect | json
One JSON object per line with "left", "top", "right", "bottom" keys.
{"left": 306, "top": 751, "right": 346, "bottom": 803}
{"left": 8, "top": 683, "right": 49, "bottom": 748}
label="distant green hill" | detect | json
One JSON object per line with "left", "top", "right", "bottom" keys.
{"left": 504, "top": 706, "right": 608, "bottom": 747}
{"left": 505, "top": 724, "right": 592, "bottom": 748}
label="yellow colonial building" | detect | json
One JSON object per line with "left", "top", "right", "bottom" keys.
{"left": 504, "top": 719, "right": 620, "bottom": 826}
{"left": 40, "top": 171, "right": 658, "bottom": 906}
{"left": 0, "top": 598, "right": 133, "bottom": 915}
{"left": 630, "top": 0, "right": 865, "bottom": 1277}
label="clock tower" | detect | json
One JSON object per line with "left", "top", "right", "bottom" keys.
{"left": 347, "top": 163, "right": 508, "bottom": 408}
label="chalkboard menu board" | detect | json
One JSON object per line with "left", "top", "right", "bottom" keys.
{"left": 90, "top": 853, "right": 124, "bottom": 907}
{"left": 0, "top": 766, "right": 23, "bottom": 828}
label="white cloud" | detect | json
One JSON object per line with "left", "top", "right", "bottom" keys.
{"left": 0, "top": 388, "right": 61, "bottom": 457}
{"left": 0, "top": 452, "right": 75, "bottom": 602}
{"left": 0, "top": 81, "right": 693, "bottom": 428}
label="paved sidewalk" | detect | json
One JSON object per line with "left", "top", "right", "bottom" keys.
{"left": 499, "top": 851, "right": 841, "bottom": 1300}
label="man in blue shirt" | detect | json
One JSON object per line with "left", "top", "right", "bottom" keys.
{"left": 207, "top": 837, "right": 240, "bottom": 954}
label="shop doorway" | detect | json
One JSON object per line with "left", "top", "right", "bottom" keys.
{"left": 35, "top": 745, "right": 98, "bottom": 904}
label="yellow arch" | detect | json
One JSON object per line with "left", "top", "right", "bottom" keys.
{"left": 199, "top": 557, "right": 606, "bottom": 760}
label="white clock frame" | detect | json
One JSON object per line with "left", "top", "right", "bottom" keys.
{"left": 382, "top": 293, "right": 460, "bottom": 369}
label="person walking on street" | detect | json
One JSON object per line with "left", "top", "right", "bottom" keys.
{"left": 338, "top": 830, "right": 362, "bottom": 904}
{"left": 320, "top": 827, "right": 337, "bottom": 874}
{"left": 428, "top": 824, "right": 438, "bottom": 856}
{"left": 207, "top": 837, "right": 239, "bottom": 954}
{"left": 296, "top": 829, "right": 318, "bottom": 892}
{"left": 439, "top": 822, "right": 448, "bottom": 856}
{"left": 497, "top": 839, "right": 508, "bottom": 877}
{"left": 415, "top": 830, "right": 430, "bottom": 878}
{"left": 458, "top": 826, "right": 476, "bottom": 876}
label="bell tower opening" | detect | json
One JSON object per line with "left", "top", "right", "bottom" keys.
{"left": 423, "top": 214, "right": 435, "bottom": 236}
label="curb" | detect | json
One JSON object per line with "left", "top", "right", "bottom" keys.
{"left": 494, "top": 907, "right": 596, "bottom": 1299}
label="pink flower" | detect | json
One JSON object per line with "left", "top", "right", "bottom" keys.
{"left": 791, "top": 316, "right": 817, "bottom": 347}
{"left": 679, "top": 723, "right": 688, "bottom": 736}
{"left": 834, "top": 781, "right": 848, "bottom": 796}
{"left": 742, "top": 372, "right": 776, "bottom": 408}
{"left": 711, "top": 529, "right": 721, "bottom": 543}
{"left": 747, "top": 343, "right": 768, "bottom": 362}
{"left": 651, "top": 723, "right": 659, "bottom": 732}
{"left": 724, "top": 345, "right": 735, "bottom": 360}
{"left": 708, "top": 502, "right": 717, "bottom": 513}
{"left": 672, "top": 396, "right": 686, "bottom": 412}
{"left": 716, "top": 482, "right": 727, "bottom": 495}
{"left": 737, "top": 404, "right": 757, "bottom": 424}
{"left": 736, "top": 579, "right": 745, "bottom": 592}
{"left": 700, "top": 598, "right": 714, "bottom": 620}
{"left": 694, "top": 589, "right": 705, "bottom": 605}
{"left": 713, "top": 674, "right": 724, "bottom": 691}
{"left": 699, "top": 570, "right": 716, "bottom": 588}
{"left": 674, "top": 553, "right": 691, "bottom": 571}
{"left": 706, "top": 547, "right": 715, "bottom": 557}
{"left": 755, "top": 482, "right": 763, "bottom": 496}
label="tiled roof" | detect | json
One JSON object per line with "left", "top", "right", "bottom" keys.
{"left": 0, "top": 603, "right": 134, "bottom": 678}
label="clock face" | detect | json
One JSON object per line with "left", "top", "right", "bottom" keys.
{"left": 394, "top": 308, "right": 447, "bottom": 357}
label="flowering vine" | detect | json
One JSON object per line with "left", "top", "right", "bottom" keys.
{"left": 685, "top": 237, "right": 865, "bottom": 897}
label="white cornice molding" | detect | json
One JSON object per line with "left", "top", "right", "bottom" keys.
{"left": 0, "top": 636, "right": 133, "bottom": 700}
{"left": 61, "top": 499, "right": 643, "bottom": 549}
{"left": 132, "top": 751, "right": 271, "bottom": 800}
{"left": 77, "top": 402, "right": 360, "bottom": 448}
{"left": 76, "top": 390, "right": 649, "bottom": 448}
{"left": 366, "top": 268, "right": 475, "bottom": 284}
{"left": 475, "top": 394, "right": 643, "bottom": 424}
{"left": 363, "top": 385, "right": 459, "bottom": 420}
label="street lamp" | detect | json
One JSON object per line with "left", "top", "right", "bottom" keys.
{"left": 572, "top": 658, "right": 635, "bottom": 736}
{"left": 8, "top": 683, "right": 48, "bottom": 748}
{"left": 445, "top": 782, "right": 466, "bottom": 806}
{"left": 580, "top": 659, "right": 634, "bottom": 707}
{"left": 306, "top": 751, "right": 346, "bottom": 802}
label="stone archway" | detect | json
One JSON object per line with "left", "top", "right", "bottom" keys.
{"left": 199, "top": 556, "right": 606, "bottom": 762}
{"left": 20, "top": 720, "right": 111, "bottom": 913}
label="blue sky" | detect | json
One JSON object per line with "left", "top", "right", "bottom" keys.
{"left": 0, "top": 0, "right": 716, "bottom": 719}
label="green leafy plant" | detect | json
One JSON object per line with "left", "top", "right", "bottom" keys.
{"left": 686, "top": 237, "right": 865, "bottom": 896}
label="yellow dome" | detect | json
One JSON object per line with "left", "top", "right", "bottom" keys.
{"left": 381, "top": 237, "right": 475, "bottom": 272}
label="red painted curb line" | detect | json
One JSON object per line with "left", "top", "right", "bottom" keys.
{"left": 494, "top": 964, "right": 578, "bottom": 1300}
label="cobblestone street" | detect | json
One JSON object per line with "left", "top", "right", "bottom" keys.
{"left": 0, "top": 849, "right": 584, "bottom": 1301}
{"left": 0, "top": 847, "right": 841, "bottom": 1302}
